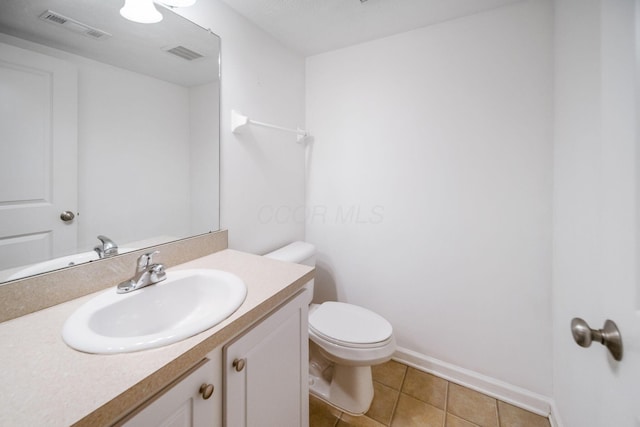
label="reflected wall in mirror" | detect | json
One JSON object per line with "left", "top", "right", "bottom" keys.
{"left": 0, "top": 0, "right": 220, "bottom": 283}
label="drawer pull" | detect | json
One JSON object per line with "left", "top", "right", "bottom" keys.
{"left": 199, "top": 383, "right": 214, "bottom": 400}
{"left": 233, "top": 358, "right": 246, "bottom": 372}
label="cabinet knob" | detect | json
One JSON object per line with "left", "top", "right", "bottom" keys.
{"left": 199, "top": 383, "right": 214, "bottom": 400}
{"left": 233, "top": 358, "right": 246, "bottom": 372}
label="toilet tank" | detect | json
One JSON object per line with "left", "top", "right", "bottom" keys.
{"left": 264, "top": 241, "right": 316, "bottom": 299}
{"left": 263, "top": 241, "right": 316, "bottom": 266}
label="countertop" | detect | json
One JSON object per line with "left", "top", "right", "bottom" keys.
{"left": 0, "top": 249, "right": 314, "bottom": 426}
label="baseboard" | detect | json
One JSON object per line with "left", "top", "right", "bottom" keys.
{"left": 393, "top": 346, "right": 554, "bottom": 418}
{"left": 548, "top": 401, "right": 565, "bottom": 427}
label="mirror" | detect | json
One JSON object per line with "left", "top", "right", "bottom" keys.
{"left": 0, "top": 0, "right": 220, "bottom": 283}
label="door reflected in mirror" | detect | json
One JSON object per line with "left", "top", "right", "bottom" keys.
{"left": 0, "top": 0, "right": 220, "bottom": 283}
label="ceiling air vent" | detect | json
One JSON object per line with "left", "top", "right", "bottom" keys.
{"left": 164, "top": 46, "right": 204, "bottom": 61}
{"left": 38, "top": 10, "right": 112, "bottom": 40}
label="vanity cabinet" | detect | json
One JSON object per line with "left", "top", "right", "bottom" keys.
{"left": 224, "top": 289, "right": 310, "bottom": 427}
{"left": 118, "top": 349, "right": 222, "bottom": 427}
{"left": 114, "top": 289, "right": 309, "bottom": 427}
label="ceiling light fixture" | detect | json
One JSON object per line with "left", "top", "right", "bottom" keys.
{"left": 159, "top": 0, "right": 197, "bottom": 7}
{"left": 119, "top": 0, "right": 198, "bottom": 24}
{"left": 120, "top": 0, "right": 163, "bottom": 23}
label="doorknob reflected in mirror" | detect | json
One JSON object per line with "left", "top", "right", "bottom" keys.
{"left": 60, "top": 211, "right": 75, "bottom": 222}
{"left": 571, "top": 318, "right": 623, "bottom": 361}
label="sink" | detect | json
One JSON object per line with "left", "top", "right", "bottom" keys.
{"left": 7, "top": 251, "right": 100, "bottom": 280}
{"left": 6, "top": 247, "right": 138, "bottom": 281}
{"left": 62, "top": 269, "right": 247, "bottom": 354}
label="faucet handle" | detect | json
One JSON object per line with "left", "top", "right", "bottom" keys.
{"left": 137, "top": 251, "right": 159, "bottom": 271}
{"left": 149, "top": 263, "right": 166, "bottom": 283}
{"left": 97, "top": 235, "right": 117, "bottom": 250}
{"left": 95, "top": 235, "right": 118, "bottom": 258}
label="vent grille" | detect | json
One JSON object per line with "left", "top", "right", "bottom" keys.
{"left": 85, "top": 29, "right": 107, "bottom": 39}
{"left": 38, "top": 10, "right": 111, "bottom": 40}
{"left": 41, "top": 12, "right": 66, "bottom": 25}
{"left": 164, "top": 46, "right": 203, "bottom": 61}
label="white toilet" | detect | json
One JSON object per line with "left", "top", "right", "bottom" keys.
{"left": 265, "top": 241, "right": 396, "bottom": 415}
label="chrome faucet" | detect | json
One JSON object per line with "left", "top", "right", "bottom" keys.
{"left": 94, "top": 235, "right": 119, "bottom": 258}
{"left": 117, "top": 251, "right": 166, "bottom": 294}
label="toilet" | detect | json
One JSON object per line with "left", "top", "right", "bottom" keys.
{"left": 265, "top": 241, "right": 396, "bottom": 415}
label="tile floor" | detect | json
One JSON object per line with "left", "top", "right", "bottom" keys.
{"left": 309, "top": 360, "right": 551, "bottom": 427}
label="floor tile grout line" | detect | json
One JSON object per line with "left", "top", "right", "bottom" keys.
{"left": 370, "top": 379, "right": 395, "bottom": 426}
{"left": 387, "top": 364, "right": 409, "bottom": 426}
{"left": 442, "top": 381, "right": 450, "bottom": 427}
{"left": 446, "top": 382, "right": 494, "bottom": 427}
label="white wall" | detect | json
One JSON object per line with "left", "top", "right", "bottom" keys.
{"left": 176, "top": 2, "right": 306, "bottom": 253}
{"left": 189, "top": 82, "right": 221, "bottom": 234}
{"left": 78, "top": 63, "right": 191, "bottom": 247}
{"left": 306, "top": 0, "right": 553, "bottom": 397}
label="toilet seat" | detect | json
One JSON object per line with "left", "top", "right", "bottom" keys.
{"left": 309, "top": 302, "right": 393, "bottom": 348}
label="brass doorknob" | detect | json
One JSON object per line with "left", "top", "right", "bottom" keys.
{"left": 571, "top": 318, "right": 623, "bottom": 361}
{"left": 199, "top": 383, "right": 214, "bottom": 400}
{"left": 233, "top": 358, "right": 246, "bottom": 372}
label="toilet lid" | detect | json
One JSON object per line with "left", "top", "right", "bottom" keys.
{"left": 309, "top": 302, "right": 393, "bottom": 345}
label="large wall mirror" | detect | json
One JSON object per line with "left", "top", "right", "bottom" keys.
{"left": 0, "top": 0, "right": 220, "bottom": 284}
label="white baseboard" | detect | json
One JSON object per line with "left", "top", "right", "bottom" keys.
{"left": 548, "top": 401, "right": 565, "bottom": 427}
{"left": 393, "top": 346, "right": 556, "bottom": 419}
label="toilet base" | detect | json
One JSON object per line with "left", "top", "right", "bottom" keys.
{"left": 309, "top": 350, "right": 374, "bottom": 415}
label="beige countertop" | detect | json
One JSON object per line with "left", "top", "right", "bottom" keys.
{"left": 0, "top": 249, "right": 314, "bottom": 427}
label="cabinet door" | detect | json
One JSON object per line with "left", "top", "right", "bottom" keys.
{"left": 224, "top": 289, "right": 310, "bottom": 427}
{"left": 120, "top": 349, "right": 222, "bottom": 427}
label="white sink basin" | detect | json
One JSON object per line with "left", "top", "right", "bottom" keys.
{"left": 7, "top": 251, "right": 100, "bottom": 281}
{"left": 62, "top": 269, "right": 247, "bottom": 354}
{"left": 6, "top": 247, "right": 138, "bottom": 281}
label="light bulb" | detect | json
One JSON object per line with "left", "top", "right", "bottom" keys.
{"left": 120, "top": 0, "right": 163, "bottom": 24}
{"left": 160, "top": 0, "right": 197, "bottom": 7}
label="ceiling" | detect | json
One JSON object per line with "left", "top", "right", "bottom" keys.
{"left": 218, "top": 0, "right": 525, "bottom": 56}
{"left": 0, "top": 0, "right": 219, "bottom": 86}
